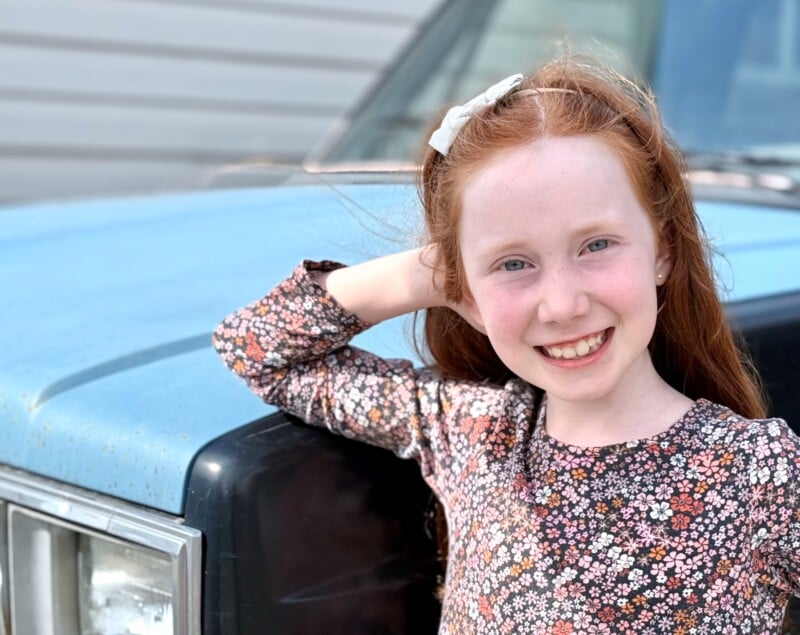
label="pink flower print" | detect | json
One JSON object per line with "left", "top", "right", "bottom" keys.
{"left": 689, "top": 448, "right": 722, "bottom": 479}
{"left": 651, "top": 561, "right": 669, "bottom": 578}
{"left": 676, "top": 552, "right": 705, "bottom": 575}
{"left": 708, "top": 577, "right": 728, "bottom": 598}
{"left": 654, "top": 483, "right": 673, "bottom": 499}
{"left": 574, "top": 613, "right": 591, "bottom": 628}
{"left": 663, "top": 551, "right": 687, "bottom": 571}
{"left": 557, "top": 451, "right": 589, "bottom": 470}
{"left": 754, "top": 441, "right": 772, "bottom": 459}
{"left": 586, "top": 560, "right": 607, "bottom": 580}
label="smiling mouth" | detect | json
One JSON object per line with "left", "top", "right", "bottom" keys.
{"left": 539, "top": 329, "right": 609, "bottom": 360}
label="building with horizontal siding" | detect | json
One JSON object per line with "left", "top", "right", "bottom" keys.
{"left": 0, "top": 0, "right": 443, "bottom": 204}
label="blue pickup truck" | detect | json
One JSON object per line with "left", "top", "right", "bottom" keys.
{"left": 2, "top": 0, "right": 800, "bottom": 633}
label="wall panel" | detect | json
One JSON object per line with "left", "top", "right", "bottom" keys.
{"left": 0, "top": 0, "right": 443, "bottom": 204}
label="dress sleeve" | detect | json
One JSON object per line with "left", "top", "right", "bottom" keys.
{"left": 212, "top": 260, "right": 518, "bottom": 490}
{"left": 748, "top": 417, "right": 800, "bottom": 597}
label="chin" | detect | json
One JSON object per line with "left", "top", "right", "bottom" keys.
{"left": 530, "top": 377, "right": 617, "bottom": 406}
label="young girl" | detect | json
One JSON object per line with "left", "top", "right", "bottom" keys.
{"left": 213, "top": 59, "right": 799, "bottom": 633}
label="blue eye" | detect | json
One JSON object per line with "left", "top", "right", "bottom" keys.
{"left": 502, "top": 259, "right": 526, "bottom": 272}
{"left": 586, "top": 239, "right": 609, "bottom": 253}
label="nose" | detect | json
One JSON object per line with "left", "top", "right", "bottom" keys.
{"left": 536, "top": 265, "right": 591, "bottom": 324}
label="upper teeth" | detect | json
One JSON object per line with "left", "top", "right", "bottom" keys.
{"left": 544, "top": 331, "right": 606, "bottom": 359}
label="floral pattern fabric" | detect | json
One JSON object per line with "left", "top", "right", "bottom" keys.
{"left": 213, "top": 260, "right": 800, "bottom": 635}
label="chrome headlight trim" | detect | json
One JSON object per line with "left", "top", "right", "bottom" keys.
{"left": 0, "top": 464, "right": 201, "bottom": 635}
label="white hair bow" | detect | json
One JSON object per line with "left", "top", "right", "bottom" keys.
{"left": 428, "top": 73, "right": 524, "bottom": 156}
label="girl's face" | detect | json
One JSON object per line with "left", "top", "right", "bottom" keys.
{"left": 458, "top": 135, "right": 671, "bottom": 408}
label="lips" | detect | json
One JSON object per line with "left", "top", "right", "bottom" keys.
{"left": 539, "top": 329, "right": 609, "bottom": 360}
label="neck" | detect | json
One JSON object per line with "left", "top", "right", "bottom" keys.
{"left": 543, "top": 361, "right": 694, "bottom": 447}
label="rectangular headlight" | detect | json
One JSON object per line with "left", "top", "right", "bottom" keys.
{"left": 0, "top": 467, "right": 200, "bottom": 635}
{"left": 10, "top": 506, "right": 175, "bottom": 635}
{"left": 79, "top": 532, "right": 173, "bottom": 635}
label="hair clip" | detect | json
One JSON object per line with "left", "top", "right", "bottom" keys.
{"left": 428, "top": 73, "right": 523, "bottom": 156}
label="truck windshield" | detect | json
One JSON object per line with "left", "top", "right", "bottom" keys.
{"left": 317, "top": 0, "right": 800, "bottom": 165}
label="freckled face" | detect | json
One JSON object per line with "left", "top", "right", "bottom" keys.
{"left": 458, "top": 136, "right": 670, "bottom": 407}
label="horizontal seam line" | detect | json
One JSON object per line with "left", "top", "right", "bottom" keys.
{"left": 0, "top": 144, "right": 305, "bottom": 163}
{"left": 0, "top": 87, "right": 343, "bottom": 116}
{"left": 0, "top": 31, "right": 385, "bottom": 71}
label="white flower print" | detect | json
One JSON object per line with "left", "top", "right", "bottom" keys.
{"left": 470, "top": 400, "right": 490, "bottom": 417}
{"left": 649, "top": 501, "right": 673, "bottom": 520}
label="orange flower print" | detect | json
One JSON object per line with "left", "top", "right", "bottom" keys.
{"left": 477, "top": 596, "right": 494, "bottom": 620}
{"left": 459, "top": 415, "right": 492, "bottom": 445}
{"left": 571, "top": 467, "right": 587, "bottom": 480}
{"left": 243, "top": 331, "right": 264, "bottom": 362}
{"left": 551, "top": 620, "right": 573, "bottom": 635}
{"left": 648, "top": 545, "right": 666, "bottom": 560}
{"left": 620, "top": 602, "right": 634, "bottom": 615}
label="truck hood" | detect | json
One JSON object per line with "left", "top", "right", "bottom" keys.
{"left": 1, "top": 183, "right": 799, "bottom": 514}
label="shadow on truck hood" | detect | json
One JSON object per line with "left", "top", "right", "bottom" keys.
{"left": 1, "top": 179, "right": 799, "bottom": 514}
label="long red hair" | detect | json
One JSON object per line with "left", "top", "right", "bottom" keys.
{"left": 418, "top": 58, "right": 766, "bottom": 419}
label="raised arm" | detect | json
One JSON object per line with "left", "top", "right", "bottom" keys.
{"left": 213, "top": 250, "right": 531, "bottom": 489}
{"left": 212, "top": 252, "right": 449, "bottom": 472}
{"left": 313, "top": 247, "right": 442, "bottom": 323}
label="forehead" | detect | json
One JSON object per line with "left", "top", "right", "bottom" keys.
{"left": 458, "top": 136, "right": 654, "bottom": 250}
{"left": 462, "top": 135, "right": 631, "bottom": 204}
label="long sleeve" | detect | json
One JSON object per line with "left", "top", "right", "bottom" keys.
{"left": 746, "top": 416, "right": 800, "bottom": 597}
{"left": 212, "top": 260, "right": 530, "bottom": 494}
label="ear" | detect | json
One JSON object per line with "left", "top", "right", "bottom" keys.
{"left": 655, "top": 241, "right": 672, "bottom": 286}
{"left": 458, "top": 287, "right": 488, "bottom": 335}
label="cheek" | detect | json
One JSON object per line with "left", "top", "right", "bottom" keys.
{"left": 471, "top": 283, "right": 535, "bottom": 335}
{"left": 600, "top": 267, "right": 660, "bottom": 323}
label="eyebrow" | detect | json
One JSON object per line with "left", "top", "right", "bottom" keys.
{"left": 476, "top": 219, "right": 622, "bottom": 257}
{"left": 475, "top": 239, "right": 530, "bottom": 259}
{"left": 568, "top": 220, "right": 621, "bottom": 238}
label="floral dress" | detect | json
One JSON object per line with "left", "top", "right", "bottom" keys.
{"left": 213, "top": 260, "right": 800, "bottom": 635}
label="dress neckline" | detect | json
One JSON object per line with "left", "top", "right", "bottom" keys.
{"left": 533, "top": 397, "right": 709, "bottom": 457}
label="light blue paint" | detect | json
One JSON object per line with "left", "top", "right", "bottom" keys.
{"left": 1, "top": 183, "right": 798, "bottom": 514}
{"left": 696, "top": 201, "right": 800, "bottom": 302}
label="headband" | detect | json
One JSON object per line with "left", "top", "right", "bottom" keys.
{"left": 428, "top": 73, "right": 523, "bottom": 156}
{"left": 427, "top": 77, "right": 579, "bottom": 155}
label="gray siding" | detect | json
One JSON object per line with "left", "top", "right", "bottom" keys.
{"left": 0, "top": 0, "right": 442, "bottom": 203}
